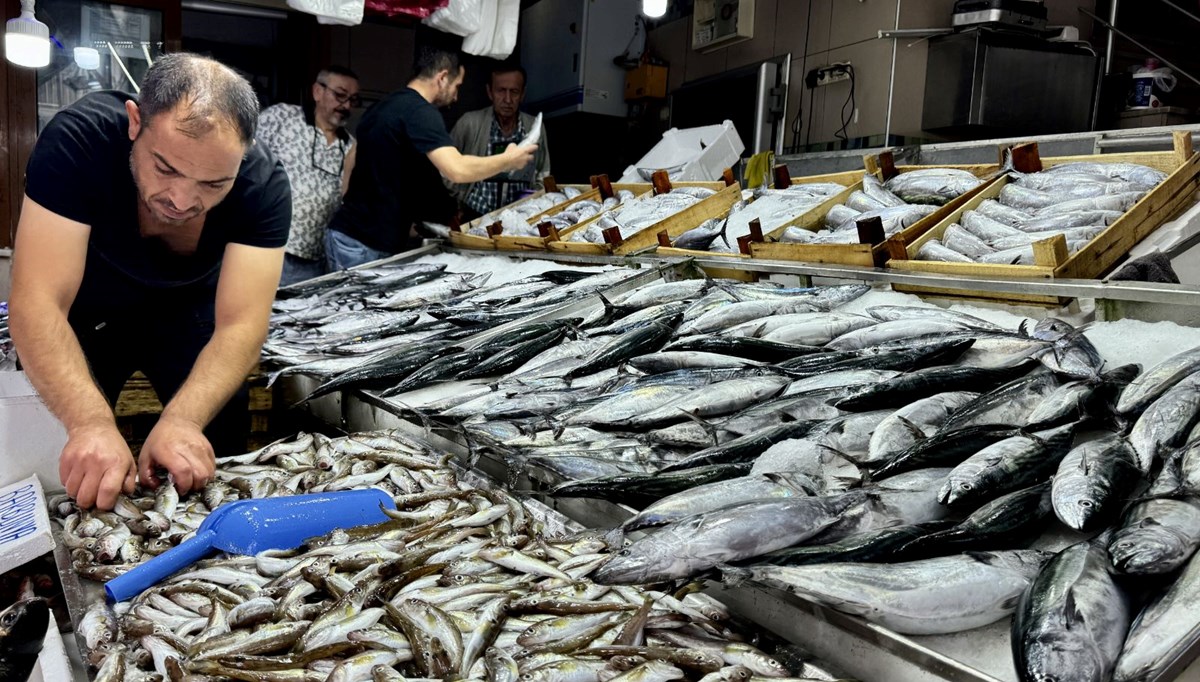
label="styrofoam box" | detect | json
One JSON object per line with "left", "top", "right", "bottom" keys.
{"left": 0, "top": 372, "right": 68, "bottom": 493}
{"left": 28, "top": 610, "right": 74, "bottom": 682}
{"left": 618, "top": 120, "right": 745, "bottom": 184}
{"left": 0, "top": 475, "right": 55, "bottom": 575}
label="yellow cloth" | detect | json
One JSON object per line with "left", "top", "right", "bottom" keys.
{"left": 744, "top": 151, "right": 775, "bottom": 189}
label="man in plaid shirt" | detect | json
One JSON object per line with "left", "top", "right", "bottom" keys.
{"left": 449, "top": 64, "right": 550, "bottom": 220}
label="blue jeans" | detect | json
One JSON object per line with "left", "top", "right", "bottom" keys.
{"left": 279, "top": 253, "right": 325, "bottom": 287}
{"left": 324, "top": 229, "right": 392, "bottom": 272}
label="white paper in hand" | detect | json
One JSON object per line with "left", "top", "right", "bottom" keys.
{"left": 519, "top": 112, "right": 543, "bottom": 148}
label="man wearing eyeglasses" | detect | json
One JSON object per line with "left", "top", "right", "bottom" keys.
{"left": 257, "top": 66, "right": 360, "bottom": 286}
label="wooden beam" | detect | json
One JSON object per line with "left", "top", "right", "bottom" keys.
{"left": 748, "top": 218, "right": 764, "bottom": 243}
{"left": 773, "top": 164, "right": 792, "bottom": 189}
{"left": 602, "top": 226, "right": 624, "bottom": 245}
{"left": 543, "top": 176, "right": 559, "bottom": 193}
{"left": 722, "top": 168, "right": 737, "bottom": 186}
{"left": 1010, "top": 142, "right": 1043, "bottom": 173}
{"left": 651, "top": 170, "right": 672, "bottom": 196}
{"left": 657, "top": 231, "right": 672, "bottom": 247}
{"left": 486, "top": 222, "right": 504, "bottom": 237}
{"left": 537, "top": 222, "right": 560, "bottom": 242}
{"left": 595, "top": 174, "right": 614, "bottom": 200}
{"left": 856, "top": 216, "right": 886, "bottom": 246}
{"left": 885, "top": 236, "right": 910, "bottom": 262}
{"left": 1033, "top": 234, "right": 1069, "bottom": 268}
{"left": 1174, "top": 131, "right": 1194, "bottom": 169}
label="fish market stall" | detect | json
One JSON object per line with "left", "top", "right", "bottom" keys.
{"left": 262, "top": 243, "right": 1200, "bottom": 682}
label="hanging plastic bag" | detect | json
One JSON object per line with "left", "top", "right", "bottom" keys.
{"left": 364, "top": 0, "right": 448, "bottom": 19}
{"left": 462, "top": 0, "right": 518, "bottom": 59}
{"left": 423, "top": 0, "right": 482, "bottom": 37}
{"left": 287, "top": 0, "right": 364, "bottom": 25}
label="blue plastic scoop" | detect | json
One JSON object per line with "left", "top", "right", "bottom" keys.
{"left": 105, "top": 488, "right": 395, "bottom": 602}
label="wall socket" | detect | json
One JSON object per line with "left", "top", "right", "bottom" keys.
{"left": 806, "top": 62, "right": 852, "bottom": 88}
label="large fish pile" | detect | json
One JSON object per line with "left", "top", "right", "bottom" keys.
{"left": 569, "top": 188, "right": 720, "bottom": 244}
{"left": 916, "top": 161, "right": 1165, "bottom": 265}
{"left": 60, "top": 430, "right": 820, "bottom": 682}
{"left": 463, "top": 187, "right": 584, "bottom": 237}
{"left": 322, "top": 272, "right": 1200, "bottom": 682}
{"left": 673, "top": 183, "right": 846, "bottom": 253}
{"left": 774, "top": 172, "right": 976, "bottom": 246}
{"left": 264, "top": 260, "right": 638, "bottom": 390}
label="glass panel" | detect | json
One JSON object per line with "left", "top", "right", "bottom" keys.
{"left": 35, "top": 0, "right": 164, "bottom": 132}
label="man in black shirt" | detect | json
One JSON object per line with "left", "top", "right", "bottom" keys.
{"left": 327, "top": 47, "right": 535, "bottom": 268}
{"left": 9, "top": 54, "right": 290, "bottom": 510}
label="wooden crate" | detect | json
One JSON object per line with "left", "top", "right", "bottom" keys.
{"left": 451, "top": 182, "right": 591, "bottom": 251}
{"left": 888, "top": 132, "right": 1200, "bottom": 305}
{"left": 547, "top": 181, "right": 736, "bottom": 256}
{"left": 749, "top": 157, "right": 1001, "bottom": 267}
{"left": 492, "top": 183, "right": 651, "bottom": 252}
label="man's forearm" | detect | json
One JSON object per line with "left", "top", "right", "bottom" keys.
{"left": 10, "top": 299, "right": 114, "bottom": 432}
{"left": 449, "top": 153, "right": 516, "bottom": 184}
{"left": 160, "top": 322, "right": 263, "bottom": 428}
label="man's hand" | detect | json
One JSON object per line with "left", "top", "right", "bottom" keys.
{"left": 59, "top": 423, "right": 136, "bottom": 511}
{"left": 503, "top": 143, "right": 537, "bottom": 172}
{"left": 139, "top": 415, "right": 215, "bottom": 494}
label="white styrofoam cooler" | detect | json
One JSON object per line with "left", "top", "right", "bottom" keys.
{"left": 618, "top": 121, "right": 745, "bottom": 184}
{"left": 0, "top": 372, "right": 67, "bottom": 493}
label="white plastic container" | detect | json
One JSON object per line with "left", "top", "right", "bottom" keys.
{"left": 618, "top": 121, "right": 744, "bottom": 184}
{"left": 0, "top": 372, "right": 67, "bottom": 493}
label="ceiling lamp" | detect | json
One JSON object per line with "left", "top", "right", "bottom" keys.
{"left": 73, "top": 46, "right": 99, "bottom": 70}
{"left": 643, "top": 0, "right": 667, "bottom": 19}
{"left": 6, "top": 0, "right": 50, "bottom": 68}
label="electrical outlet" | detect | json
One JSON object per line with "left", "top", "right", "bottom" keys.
{"left": 813, "top": 62, "right": 852, "bottom": 87}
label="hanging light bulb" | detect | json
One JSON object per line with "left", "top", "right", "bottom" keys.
{"left": 5, "top": 0, "right": 50, "bottom": 68}
{"left": 643, "top": 0, "right": 667, "bottom": 19}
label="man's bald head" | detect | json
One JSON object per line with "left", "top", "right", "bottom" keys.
{"left": 137, "top": 53, "right": 260, "bottom": 146}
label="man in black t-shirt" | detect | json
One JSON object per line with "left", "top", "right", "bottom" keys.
{"left": 9, "top": 54, "right": 290, "bottom": 511}
{"left": 327, "top": 47, "right": 536, "bottom": 268}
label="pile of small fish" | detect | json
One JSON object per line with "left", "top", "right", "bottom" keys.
{"left": 464, "top": 187, "right": 584, "bottom": 237}
{"left": 673, "top": 183, "right": 846, "bottom": 253}
{"left": 916, "top": 161, "right": 1165, "bottom": 265}
{"left": 0, "top": 306, "right": 15, "bottom": 371}
{"left": 58, "top": 430, "right": 830, "bottom": 682}
{"left": 774, "top": 172, "right": 974, "bottom": 245}
{"left": 265, "top": 261, "right": 639, "bottom": 389}
{"left": 569, "top": 188, "right": 720, "bottom": 244}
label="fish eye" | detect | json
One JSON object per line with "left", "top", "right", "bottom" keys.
{"left": 1078, "top": 500, "right": 1093, "bottom": 508}
{"left": 619, "top": 549, "right": 630, "bottom": 556}
{"left": 959, "top": 483, "right": 972, "bottom": 491}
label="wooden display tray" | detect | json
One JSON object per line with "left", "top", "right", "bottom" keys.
{"left": 492, "top": 181, "right": 651, "bottom": 252}
{"left": 749, "top": 156, "right": 1002, "bottom": 267}
{"left": 547, "top": 179, "right": 736, "bottom": 256}
{"left": 450, "top": 179, "right": 592, "bottom": 251}
{"left": 888, "top": 131, "right": 1200, "bottom": 305}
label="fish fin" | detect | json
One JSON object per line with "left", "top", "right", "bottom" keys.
{"left": 551, "top": 420, "right": 567, "bottom": 441}
{"left": 717, "top": 216, "right": 731, "bottom": 248}
{"left": 602, "top": 526, "right": 626, "bottom": 549}
{"left": 895, "top": 416, "right": 928, "bottom": 441}
{"left": 1018, "top": 320, "right": 1032, "bottom": 337}
{"left": 1062, "top": 588, "right": 1086, "bottom": 630}
{"left": 1080, "top": 451, "right": 1090, "bottom": 477}
{"left": 717, "top": 564, "right": 753, "bottom": 587}
{"left": 675, "top": 409, "right": 720, "bottom": 446}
